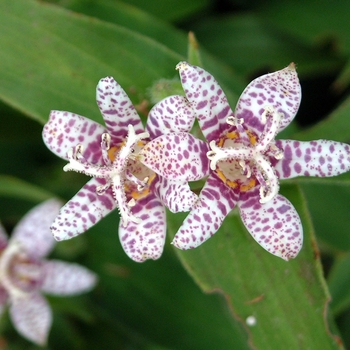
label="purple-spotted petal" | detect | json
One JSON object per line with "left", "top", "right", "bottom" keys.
{"left": 139, "top": 132, "right": 210, "bottom": 181}
{"left": 146, "top": 95, "right": 195, "bottom": 139}
{"left": 239, "top": 190, "right": 302, "bottom": 260}
{"left": 11, "top": 199, "right": 62, "bottom": 258}
{"left": 156, "top": 177, "right": 198, "bottom": 213}
{"left": 118, "top": 194, "right": 166, "bottom": 262}
{"left": 274, "top": 139, "right": 350, "bottom": 179}
{"left": 235, "top": 63, "right": 301, "bottom": 135}
{"left": 43, "top": 110, "right": 106, "bottom": 163}
{"left": 176, "top": 61, "right": 233, "bottom": 141}
{"left": 96, "top": 76, "right": 144, "bottom": 145}
{"left": 0, "top": 222, "right": 8, "bottom": 251}
{"left": 172, "top": 175, "right": 238, "bottom": 249}
{"left": 10, "top": 293, "right": 52, "bottom": 346}
{"left": 51, "top": 178, "right": 117, "bottom": 241}
{"left": 40, "top": 260, "right": 97, "bottom": 295}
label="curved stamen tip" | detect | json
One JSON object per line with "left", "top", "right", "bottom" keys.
{"left": 101, "top": 133, "right": 111, "bottom": 150}
{"left": 121, "top": 214, "right": 142, "bottom": 228}
{"left": 226, "top": 116, "right": 243, "bottom": 126}
{"left": 207, "top": 140, "right": 221, "bottom": 170}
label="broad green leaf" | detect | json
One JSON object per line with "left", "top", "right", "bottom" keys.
{"left": 292, "top": 95, "right": 350, "bottom": 142}
{"left": 0, "top": 175, "right": 54, "bottom": 203}
{"left": 110, "top": 0, "right": 211, "bottom": 22}
{"left": 189, "top": 13, "right": 343, "bottom": 77}
{"left": 299, "top": 179, "right": 350, "bottom": 252}
{"left": 258, "top": 0, "right": 350, "bottom": 55}
{"left": 50, "top": 0, "right": 212, "bottom": 23}
{"left": 168, "top": 184, "right": 343, "bottom": 349}
{"left": 0, "top": 0, "right": 182, "bottom": 124}
{"left": 328, "top": 253, "right": 350, "bottom": 316}
{"left": 80, "top": 214, "right": 250, "bottom": 350}
{"left": 0, "top": 0, "right": 244, "bottom": 125}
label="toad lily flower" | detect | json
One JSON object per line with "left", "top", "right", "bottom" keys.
{"left": 0, "top": 199, "right": 96, "bottom": 345}
{"left": 140, "top": 62, "right": 350, "bottom": 260}
{"left": 43, "top": 77, "right": 204, "bottom": 262}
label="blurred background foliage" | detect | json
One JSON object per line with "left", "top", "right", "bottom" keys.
{"left": 1, "top": 0, "right": 350, "bottom": 348}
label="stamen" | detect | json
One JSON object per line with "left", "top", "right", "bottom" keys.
{"left": 207, "top": 140, "right": 254, "bottom": 171}
{"left": 267, "top": 143, "right": 284, "bottom": 160}
{"left": 63, "top": 124, "right": 152, "bottom": 227}
{"left": 101, "top": 133, "right": 112, "bottom": 165}
{"left": 254, "top": 155, "right": 279, "bottom": 203}
{"left": 96, "top": 181, "right": 111, "bottom": 195}
{"left": 256, "top": 106, "right": 283, "bottom": 153}
{"left": 226, "top": 116, "right": 250, "bottom": 145}
{"left": 128, "top": 198, "right": 136, "bottom": 207}
{"left": 239, "top": 160, "right": 252, "bottom": 178}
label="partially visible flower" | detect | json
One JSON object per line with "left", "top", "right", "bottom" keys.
{"left": 43, "top": 77, "right": 208, "bottom": 262}
{"left": 0, "top": 199, "right": 96, "bottom": 345}
{"left": 140, "top": 62, "right": 350, "bottom": 260}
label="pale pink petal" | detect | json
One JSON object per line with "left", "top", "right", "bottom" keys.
{"left": 239, "top": 190, "right": 302, "bottom": 260}
{"left": 235, "top": 63, "right": 301, "bottom": 135}
{"left": 146, "top": 95, "right": 195, "bottom": 139}
{"left": 274, "top": 139, "right": 350, "bottom": 179}
{"left": 43, "top": 110, "right": 106, "bottom": 162}
{"left": 139, "top": 132, "right": 210, "bottom": 181}
{"left": 51, "top": 178, "right": 117, "bottom": 241}
{"left": 119, "top": 194, "right": 166, "bottom": 262}
{"left": 156, "top": 177, "right": 198, "bottom": 213}
{"left": 40, "top": 260, "right": 97, "bottom": 295}
{"left": 176, "top": 61, "right": 233, "bottom": 141}
{"left": 172, "top": 176, "right": 238, "bottom": 249}
{"left": 11, "top": 199, "right": 62, "bottom": 258}
{"left": 10, "top": 293, "right": 52, "bottom": 346}
{"left": 96, "top": 76, "right": 144, "bottom": 145}
{"left": 0, "top": 222, "right": 8, "bottom": 251}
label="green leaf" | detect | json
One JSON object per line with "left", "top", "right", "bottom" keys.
{"left": 0, "top": 0, "right": 244, "bottom": 125}
{"left": 81, "top": 214, "right": 250, "bottom": 350}
{"left": 0, "top": 0, "right": 182, "bottom": 124}
{"left": 258, "top": 0, "right": 350, "bottom": 56}
{"left": 0, "top": 175, "right": 54, "bottom": 203}
{"left": 168, "top": 184, "right": 343, "bottom": 349}
{"left": 328, "top": 252, "right": 350, "bottom": 316}
{"left": 105, "top": 0, "right": 210, "bottom": 22}
{"left": 292, "top": 95, "right": 350, "bottom": 142}
{"left": 190, "top": 13, "right": 343, "bottom": 77}
{"left": 50, "top": 0, "right": 245, "bottom": 102}
{"left": 298, "top": 178, "right": 350, "bottom": 252}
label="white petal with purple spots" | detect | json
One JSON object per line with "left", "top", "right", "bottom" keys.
{"left": 275, "top": 139, "right": 350, "bottom": 179}
{"left": 96, "top": 76, "right": 144, "bottom": 145}
{"left": 139, "top": 132, "right": 210, "bottom": 181}
{"left": 40, "top": 260, "right": 97, "bottom": 295}
{"left": 50, "top": 178, "right": 117, "bottom": 241}
{"left": 176, "top": 61, "right": 233, "bottom": 141}
{"left": 10, "top": 293, "right": 52, "bottom": 346}
{"left": 172, "top": 176, "right": 238, "bottom": 249}
{"left": 118, "top": 194, "right": 166, "bottom": 262}
{"left": 239, "top": 191, "right": 302, "bottom": 260}
{"left": 12, "top": 199, "right": 62, "bottom": 258}
{"left": 156, "top": 177, "right": 199, "bottom": 213}
{"left": 43, "top": 111, "right": 106, "bottom": 162}
{"left": 146, "top": 95, "right": 196, "bottom": 139}
{"left": 234, "top": 63, "right": 301, "bottom": 135}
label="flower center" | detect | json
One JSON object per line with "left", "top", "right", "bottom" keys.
{"left": 63, "top": 124, "right": 153, "bottom": 227}
{"left": 0, "top": 241, "right": 42, "bottom": 298}
{"left": 207, "top": 106, "right": 284, "bottom": 203}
